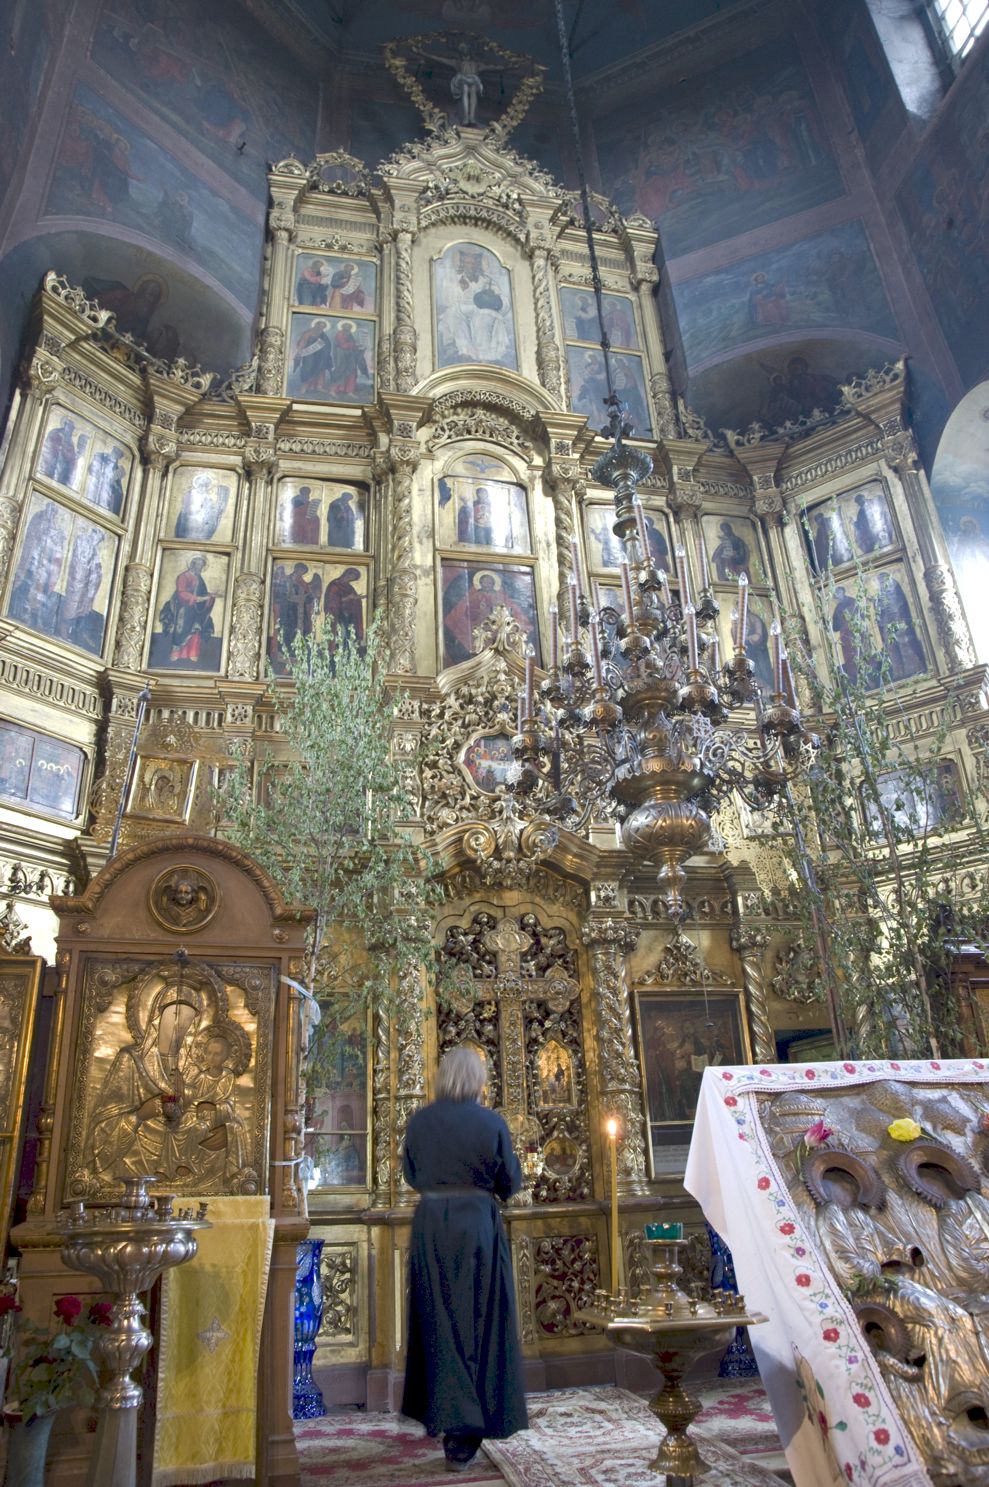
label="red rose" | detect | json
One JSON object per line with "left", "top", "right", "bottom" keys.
{"left": 724, "top": 1096, "right": 737, "bottom": 1107}
{"left": 88, "top": 1301, "right": 113, "bottom": 1327}
{"left": 853, "top": 1392, "right": 871, "bottom": 1407}
{"left": 54, "top": 1295, "right": 82, "bottom": 1324}
{"left": 0, "top": 1295, "right": 20, "bottom": 1317}
{"left": 823, "top": 1327, "right": 839, "bottom": 1342}
{"left": 779, "top": 1222, "right": 795, "bottom": 1235}
{"left": 874, "top": 1429, "right": 890, "bottom": 1445}
{"left": 757, "top": 1176, "right": 771, "bottom": 1191}
{"left": 843, "top": 1063, "right": 856, "bottom": 1073}
{"left": 805, "top": 1069, "right": 817, "bottom": 1079}
{"left": 796, "top": 1273, "right": 811, "bottom": 1286}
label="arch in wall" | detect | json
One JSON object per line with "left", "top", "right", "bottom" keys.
{"left": 931, "top": 378, "right": 989, "bottom": 661}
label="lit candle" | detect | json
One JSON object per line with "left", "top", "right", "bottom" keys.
{"left": 770, "top": 619, "right": 783, "bottom": 695}
{"left": 589, "top": 617, "right": 604, "bottom": 687}
{"left": 658, "top": 569, "right": 672, "bottom": 607}
{"left": 570, "top": 537, "right": 585, "bottom": 598}
{"left": 569, "top": 577, "right": 580, "bottom": 653}
{"left": 736, "top": 573, "right": 749, "bottom": 652}
{"left": 675, "top": 546, "right": 691, "bottom": 608}
{"left": 619, "top": 557, "right": 635, "bottom": 621}
{"left": 606, "top": 1117, "right": 620, "bottom": 1295}
{"left": 524, "top": 652, "right": 535, "bottom": 718}
{"left": 634, "top": 497, "right": 651, "bottom": 561}
{"left": 549, "top": 604, "right": 559, "bottom": 671}
{"left": 696, "top": 531, "right": 711, "bottom": 592}
{"left": 685, "top": 604, "right": 699, "bottom": 672}
{"left": 782, "top": 652, "right": 798, "bottom": 709}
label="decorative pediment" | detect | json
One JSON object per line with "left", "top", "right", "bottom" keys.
{"left": 638, "top": 930, "right": 731, "bottom": 989}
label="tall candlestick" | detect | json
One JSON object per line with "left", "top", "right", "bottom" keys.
{"left": 685, "top": 604, "right": 699, "bottom": 672}
{"left": 568, "top": 577, "right": 580, "bottom": 653}
{"left": 524, "top": 652, "right": 535, "bottom": 718}
{"left": 606, "top": 1117, "right": 619, "bottom": 1295}
{"left": 782, "top": 652, "right": 798, "bottom": 709}
{"left": 633, "top": 497, "right": 650, "bottom": 562}
{"left": 770, "top": 619, "right": 783, "bottom": 695}
{"left": 675, "top": 546, "right": 691, "bottom": 608}
{"left": 517, "top": 693, "right": 524, "bottom": 733}
{"left": 589, "top": 618, "right": 604, "bottom": 687}
{"left": 736, "top": 573, "right": 749, "bottom": 652}
{"left": 658, "top": 569, "right": 672, "bottom": 607}
{"left": 549, "top": 604, "right": 559, "bottom": 671}
{"left": 619, "top": 557, "right": 635, "bottom": 622}
{"left": 696, "top": 531, "right": 711, "bottom": 591}
{"left": 570, "top": 537, "right": 585, "bottom": 598}
{"left": 592, "top": 580, "right": 603, "bottom": 613}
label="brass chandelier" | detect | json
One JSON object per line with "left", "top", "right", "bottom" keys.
{"left": 507, "top": 3, "right": 818, "bottom": 922}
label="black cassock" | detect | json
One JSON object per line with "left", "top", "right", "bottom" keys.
{"left": 401, "top": 1099, "right": 529, "bottom": 1441}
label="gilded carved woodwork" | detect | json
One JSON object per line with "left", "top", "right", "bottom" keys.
{"left": 583, "top": 918, "right": 649, "bottom": 1193}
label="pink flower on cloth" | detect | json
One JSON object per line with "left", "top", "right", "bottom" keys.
{"left": 805, "top": 1069, "right": 817, "bottom": 1080}
{"left": 823, "top": 1328, "right": 839, "bottom": 1342}
{"left": 874, "top": 1428, "right": 890, "bottom": 1445}
{"left": 796, "top": 1273, "right": 811, "bottom": 1287}
{"left": 804, "top": 1118, "right": 833, "bottom": 1147}
{"left": 853, "top": 1393, "right": 871, "bottom": 1408}
{"left": 724, "top": 1096, "right": 737, "bottom": 1107}
{"left": 757, "top": 1176, "right": 771, "bottom": 1191}
{"left": 779, "top": 1222, "right": 795, "bottom": 1236}
{"left": 843, "top": 1063, "right": 856, "bottom": 1074}
{"left": 930, "top": 1061, "right": 941, "bottom": 1070}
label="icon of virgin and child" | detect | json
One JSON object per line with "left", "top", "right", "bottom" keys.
{"left": 88, "top": 971, "right": 254, "bottom": 1192}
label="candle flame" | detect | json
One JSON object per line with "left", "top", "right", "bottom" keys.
{"left": 606, "top": 1118, "right": 618, "bottom": 1139}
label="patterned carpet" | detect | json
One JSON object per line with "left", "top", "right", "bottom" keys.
{"left": 295, "top": 1380, "right": 786, "bottom": 1486}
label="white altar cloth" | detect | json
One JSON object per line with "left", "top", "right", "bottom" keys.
{"left": 684, "top": 1056, "right": 989, "bottom": 1487}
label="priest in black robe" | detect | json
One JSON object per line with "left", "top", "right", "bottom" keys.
{"left": 402, "top": 1046, "right": 528, "bottom": 1470}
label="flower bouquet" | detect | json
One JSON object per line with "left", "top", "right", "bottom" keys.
{"left": 7, "top": 1294, "right": 111, "bottom": 1423}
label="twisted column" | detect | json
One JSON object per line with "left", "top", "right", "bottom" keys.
{"left": 393, "top": 961, "right": 427, "bottom": 1206}
{"left": 529, "top": 246, "right": 564, "bottom": 404}
{"left": 387, "top": 441, "right": 420, "bottom": 674}
{"left": 371, "top": 1007, "right": 394, "bottom": 1208}
{"left": 393, "top": 229, "right": 418, "bottom": 394}
{"left": 730, "top": 926, "right": 774, "bottom": 1062}
{"left": 112, "top": 563, "right": 153, "bottom": 671}
{"left": 581, "top": 920, "right": 649, "bottom": 1194}
{"left": 924, "top": 563, "right": 976, "bottom": 671}
{"left": 546, "top": 471, "right": 583, "bottom": 613}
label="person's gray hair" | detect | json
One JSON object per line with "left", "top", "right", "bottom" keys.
{"left": 436, "top": 1045, "right": 487, "bottom": 1102}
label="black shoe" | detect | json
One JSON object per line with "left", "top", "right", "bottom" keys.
{"left": 443, "top": 1430, "right": 483, "bottom": 1471}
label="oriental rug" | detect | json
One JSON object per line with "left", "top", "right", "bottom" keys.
{"left": 296, "top": 1380, "right": 786, "bottom": 1487}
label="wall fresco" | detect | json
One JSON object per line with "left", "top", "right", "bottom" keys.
{"left": 673, "top": 221, "right": 897, "bottom": 368}
{"left": 0, "top": 1, "right": 56, "bottom": 209}
{"left": 46, "top": 85, "right": 261, "bottom": 309}
{"left": 895, "top": 46, "right": 989, "bottom": 387}
{"left": 931, "top": 378, "right": 989, "bottom": 663}
{"left": 93, "top": 0, "right": 316, "bottom": 191}
{"left": 594, "top": 37, "right": 845, "bottom": 259}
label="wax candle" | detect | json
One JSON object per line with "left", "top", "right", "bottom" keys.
{"left": 675, "top": 546, "right": 691, "bottom": 608}
{"left": 517, "top": 693, "right": 524, "bottom": 733}
{"left": 570, "top": 537, "right": 585, "bottom": 598}
{"left": 634, "top": 497, "right": 650, "bottom": 561}
{"left": 770, "top": 619, "right": 783, "bottom": 695}
{"left": 549, "top": 604, "right": 559, "bottom": 671}
{"left": 607, "top": 1117, "right": 620, "bottom": 1295}
{"left": 524, "top": 652, "right": 535, "bottom": 718}
{"left": 658, "top": 569, "right": 672, "bottom": 607}
{"left": 709, "top": 632, "right": 721, "bottom": 675}
{"left": 589, "top": 618, "right": 604, "bottom": 687}
{"left": 782, "top": 652, "right": 798, "bottom": 709}
{"left": 696, "top": 531, "right": 711, "bottom": 591}
{"left": 736, "top": 573, "right": 749, "bottom": 652}
{"left": 619, "top": 557, "right": 635, "bottom": 621}
{"left": 569, "top": 577, "right": 580, "bottom": 653}
{"left": 592, "top": 580, "right": 603, "bottom": 614}
{"left": 685, "top": 604, "right": 699, "bottom": 672}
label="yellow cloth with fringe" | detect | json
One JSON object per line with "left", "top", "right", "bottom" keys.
{"left": 151, "top": 1195, "right": 274, "bottom": 1487}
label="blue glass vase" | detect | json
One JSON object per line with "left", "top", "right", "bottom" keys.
{"left": 706, "top": 1222, "right": 759, "bottom": 1379}
{"left": 293, "top": 1238, "right": 327, "bottom": 1419}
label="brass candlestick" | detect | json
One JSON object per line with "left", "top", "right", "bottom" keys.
{"left": 58, "top": 1176, "right": 210, "bottom": 1487}
{"left": 605, "top": 1238, "right": 767, "bottom": 1484}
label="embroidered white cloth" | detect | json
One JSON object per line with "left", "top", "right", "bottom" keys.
{"left": 684, "top": 1056, "right": 989, "bottom": 1487}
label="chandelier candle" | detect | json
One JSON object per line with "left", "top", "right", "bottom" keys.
{"left": 696, "top": 533, "right": 711, "bottom": 593}
{"left": 568, "top": 576, "right": 580, "bottom": 654}
{"left": 589, "top": 618, "right": 604, "bottom": 688}
{"left": 674, "top": 546, "right": 691, "bottom": 608}
{"left": 736, "top": 573, "right": 749, "bottom": 652}
{"left": 524, "top": 653, "right": 535, "bottom": 719}
{"left": 570, "top": 537, "right": 585, "bottom": 598}
{"left": 770, "top": 620, "right": 784, "bottom": 696}
{"left": 659, "top": 568, "right": 672, "bottom": 607}
{"left": 549, "top": 605, "right": 559, "bottom": 671}
{"left": 619, "top": 557, "right": 635, "bottom": 620}
{"left": 606, "top": 1117, "right": 619, "bottom": 1295}
{"left": 782, "top": 653, "right": 798, "bottom": 710}
{"left": 633, "top": 496, "right": 650, "bottom": 561}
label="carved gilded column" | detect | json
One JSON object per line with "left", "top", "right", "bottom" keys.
{"left": 527, "top": 236, "right": 564, "bottom": 405}
{"left": 228, "top": 572, "right": 266, "bottom": 680}
{"left": 387, "top": 440, "right": 420, "bottom": 674}
{"left": 393, "top": 961, "right": 427, "bottom": 1206}
{"left": 112, "top": 562, "right": 153, "bottom": 671}
{"left": 545, "top": 468, "right": 583, "bottom": 610}
{"left": 730, "top": 926, "right": 774, "bottom": 1062}
{"left": 923, "top": 564, "right": 976, "bottom": 671}
{"left": 581, "top": 919, "right": 649, "bottom": 1194}
{"left": 371, "top": 1007, "right": 393, "bottom": 1207}
{"left": 0, "top": 493, "right": 22, "bottom": 580}
{"left": 393, "top": 228, "right": 418, "bottom": 394}
{"left": 27, "top": 949, "right": 70, "bottom": 1215}
{"left": 255, "top": 326, "right": 285, "bottom": 398}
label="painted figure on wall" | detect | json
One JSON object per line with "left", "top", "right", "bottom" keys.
{"left": 172, "top": 470, "right": 232, "bottom": 542}
{"left": 851, "top": 485, "right": 894, "bottom": 555}
{"left": 84, "top": 444, "right": 127, "bottom": 514}
{"left": 267, "top": 560, "right": 367, "bottom": 673}
{"left": 587, "top": 509, "right": 623, "bottom": 571}
{"left": 274, "top": 481, "right": 367, "bottom": 551}
{"left": 441, "top": 564, "right": 538, "bottom": 667}
{"left": 323, "top": 567, "right": 366, "bottom": 650}
{"left": 560, "top": 287, "right": 639, "bottom": 349}
{"left": 437, "top": 458, "right": 529, "bottom": 553}
{"left": 287, "top": 315, "right": 375, "bottom": 403}
{"left": 462, "top": 733, "right": 515, "bottom": 795}
{"left": 295, "top": 254, "right": 377, "bottom": 312}
{"left": 874, "top": 572, "right": 924, "bottom": 682}
{"left": 8, "top": 496, "right": 111, "bottom": 657}
{"left": 155, "top": 554, "right": 218, "bottom": 667}
{"left": 326, "top": 490, "right": 358, "bottom": 549}
{"left": 270, "top": 562, "right": 321, "bottom": 651}
{"left": 711, "top": 520, "right": 750, "bottom": 581}
{"left": 434, "top": 244, "right": 518, "bottom": 371}
{"left": 38, "top": 415, "right": 85, "bottom": 488}
{"left": 810, "top": 507, "right": 853, "bottom": 573}
{"left": 58, "top": 526, "right": 106, "bottom": 649}
{"left": 9, "top": 500, "right": 69, "bottom": 633}
{"left": 567, "top": 346, "right": 652, "bottom": 436}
